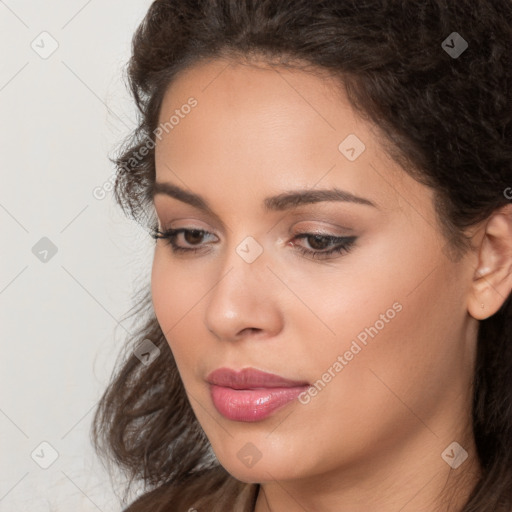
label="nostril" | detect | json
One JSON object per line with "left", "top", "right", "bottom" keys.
{"left": 239, "top": 327, "right": 261, "bottom": 336}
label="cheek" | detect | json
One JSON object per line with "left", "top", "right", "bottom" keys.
{"left": 315, "top": 258, "right": 461, "bottom": 433}
{"left": 150, "top": 248, "right": 224, "bottom": 389}
{"left": 150, "top": 250, "right": 201, "bottom": 353}
{"left": 151, "top": 248, "right": 206, "bottom": 313}
{"left": 306, "top": 232, "right": 448, "bottom": 390}
{"left": 151, "top": 250, "right": 175, "bottom": 326}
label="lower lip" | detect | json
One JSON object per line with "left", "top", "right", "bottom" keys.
{"left": 209, "top": 384, "right": 308, "bottom": 422}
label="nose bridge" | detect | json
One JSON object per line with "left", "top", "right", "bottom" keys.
{"left": 208, "top": 233, "right": 267, "bottom": 312}
{"left": 204, "top": 234, "right": 281, "bottom": 340}
{"left": 218, "top": 232, "right": 268, "bottom": 289}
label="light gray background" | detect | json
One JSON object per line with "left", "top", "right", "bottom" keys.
{"left": 1, "top": 1, "right": 157, "bottom": 510}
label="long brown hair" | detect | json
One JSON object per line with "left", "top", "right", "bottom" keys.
{"left": 91, "top": 1, "right": 512, "bottom": 510}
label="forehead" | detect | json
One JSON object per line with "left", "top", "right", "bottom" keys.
{"left": 158, "top": 58, "right": 355, "bottom": 141}
{"left": 154, "top": 58, "right": 432, "bottom": 219}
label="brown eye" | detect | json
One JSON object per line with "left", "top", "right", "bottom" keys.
{"left": 150, "top": 227, "right": 217, "bottom": 254}
{"left": 306, "top": 235, "right": 332, "bottom": 250}
{"left": 291, "top": 233, "right": 357, "bottom": 260}
{"left": 184, "top": 230, "right": 206, "bottom": 245}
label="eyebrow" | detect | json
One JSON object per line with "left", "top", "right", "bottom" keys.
{"left": 151, "top": 181, "right": 377, "bottom": 215}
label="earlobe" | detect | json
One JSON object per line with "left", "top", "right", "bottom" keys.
{"left": 467, "top": 204, "right": 512, "bottom": 320}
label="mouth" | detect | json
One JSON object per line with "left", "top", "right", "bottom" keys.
{"left": 206, "top": 367, "right": 310, "bottom": 422}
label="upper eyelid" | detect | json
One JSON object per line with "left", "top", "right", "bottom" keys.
{"left": 157, "top": 226, "right": 349, "bottom": 238}
{"left": 156, "top": 216, "right": 355, "bottom": 234}
{"left": 153, "top": 202, "right": 361, "bottom": 235}
{"left": 158, "top": 227, "right": 353, "bottom": 247}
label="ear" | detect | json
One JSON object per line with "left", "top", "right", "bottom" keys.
{"left": 467, "top": 203, "right": 512, "bottom": 320}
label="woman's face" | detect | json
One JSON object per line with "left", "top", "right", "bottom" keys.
{"left": 151, "top": 58, "right": 480, "bottom": 486}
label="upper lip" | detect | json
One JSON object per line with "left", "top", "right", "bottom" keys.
{"left": 206, "top": 367, "right": 309, "bottom": 389}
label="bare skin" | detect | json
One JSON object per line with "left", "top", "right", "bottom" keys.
{"left": 150, "top": 58, "right": 512, "bottom": 511}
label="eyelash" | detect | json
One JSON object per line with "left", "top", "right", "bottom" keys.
{"left": 150, "top": 227, "right": 357, "bottom": 260}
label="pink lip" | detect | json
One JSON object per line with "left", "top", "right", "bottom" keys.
{"left": 206, "top": 367, "right": 309, "bottom": 422}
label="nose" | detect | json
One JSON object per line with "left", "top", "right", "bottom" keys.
{"left": 204, "top": 244, "right": 284, "bottom": 342}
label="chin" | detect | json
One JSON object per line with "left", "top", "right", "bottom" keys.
{"left": 214, "top": 445, "right": 309, "bottom": 484}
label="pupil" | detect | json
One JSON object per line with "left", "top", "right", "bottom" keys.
{"left": 308, "top": 235, "right": 329, "bottom": 250}
{"left": 185, "top": 230, "right": 203, "bottom": 244}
